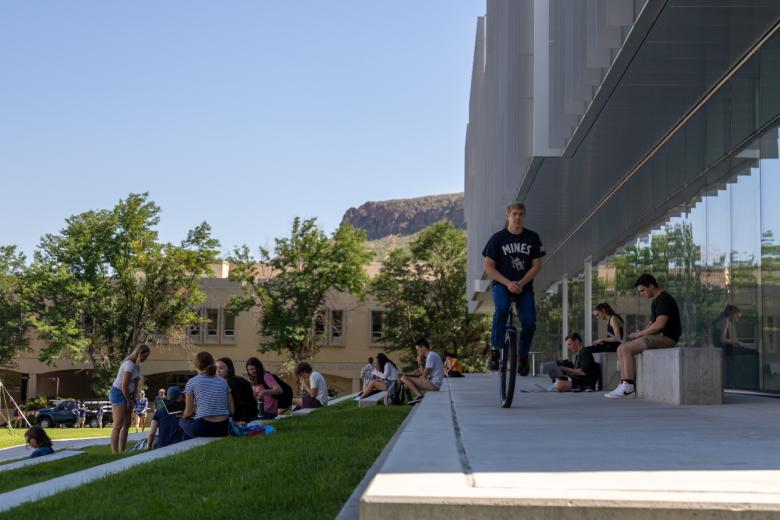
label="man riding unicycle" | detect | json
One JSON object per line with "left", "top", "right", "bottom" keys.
{"left": 482, "top": 202, "right": 544, "bottom": 376}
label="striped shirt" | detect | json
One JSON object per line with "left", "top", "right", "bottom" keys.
{"left": 184, "top": 374, "right": 230, "bottom": 419}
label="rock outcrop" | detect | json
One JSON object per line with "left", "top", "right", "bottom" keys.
{"left": 341, "top": 193, "right": 464, "bottom": 240}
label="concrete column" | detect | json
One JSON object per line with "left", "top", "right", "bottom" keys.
{"left": 584, "top": 258, "right": 593, "bottom": 346}
{"left": 561, "top": 276, "right": 569, "bottom": 358}
{"left": 352, "top": 378, "right": 361, "bottom": 393}
{"left": 27, "top": 375, "right": 39, "bottom": 399}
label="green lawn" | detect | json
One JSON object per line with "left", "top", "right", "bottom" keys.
{"left": 3, "top": 402, "right": 410, "bottom": 519}
{"left": 0, "top": 446, "right": 134, "bottom": 493}
{"left": 0, "top": 427, "right": 115, "bottom": 450}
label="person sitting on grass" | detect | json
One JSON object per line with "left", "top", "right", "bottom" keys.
{"left": 400, "top": 338, "right": 444, "bottom": 405}
{"left": 246, "top": 357, "right": 283, "bottom": 418}
{"left": 292, "top": 362, "right": 328, "bottom": 409}
{"left": 554, "top": 333, "right": 599, "bottom": 392}
{"left": 357, "top": 353, "right": 398, "bottom": 400}
{"left": 180, "top": 351, "right": 235, "bottom": 439}
{"left": 444, "top": 353, "right": 465, "bottom": 378}
{"left": 147, "top": 386, "right": 185, "bottom": 450}
{"left": 216, "top": 356, "right": 257, "bottom": 423}
{"left": 25, "top": 425, "right": 54, "bottom": 458}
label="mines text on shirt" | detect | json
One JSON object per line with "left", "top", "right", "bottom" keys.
{"left": 482, "top": 228, "right": 545, "bottom": 289}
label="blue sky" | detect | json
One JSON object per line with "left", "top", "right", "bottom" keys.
{"left": 0, "top": 1, "right": 484, "bottom": 257}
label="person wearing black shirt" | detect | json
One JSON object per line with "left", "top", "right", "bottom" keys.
{"left": 605, "top": 273, "right": 681, "bottom": 399}
{"left": 554, "top": 333, "right": 599, "bottom": 392}
{"left": 482, "top": 202, "right": 545, "bottom": 376}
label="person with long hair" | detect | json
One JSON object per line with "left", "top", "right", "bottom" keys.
{"left": 357, "top": 353, "right": 398, "bottom": 399}
{"left": 588, "top": 303, "right": 624, "bottom": 353}
{"left": 110, "top": 343, "right": 151, "bottom": 453}
{"left": 25, "top": 425, "right": 54, "bottom": 458}
{"left": 180, "top": 351, "right": 234, "bottom": 439}
{"left": 216, "top": 357, "right": 257, "bottom": 423}
{"left": 245, "top": 357, "right": 282, "bottom": 419}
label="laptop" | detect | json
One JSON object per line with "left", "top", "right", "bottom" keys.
{"left": 541, "top": 361, "right": 563, "bottom": 379}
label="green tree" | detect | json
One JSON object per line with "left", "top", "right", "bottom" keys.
{"left": 0, "top": 246, "right": 30, "bottom": 365}
{"left": 228, "top": 218, "right": 371, "bottom": 364}
{"left": 22, "top": 193, "right": 219, "bottom": 390}
{"left": 371, "top": 221, "right": 490, "bottom": 368}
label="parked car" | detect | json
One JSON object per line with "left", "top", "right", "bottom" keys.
{"left": 35, "top": 400, "right": 113, "bottom": 428}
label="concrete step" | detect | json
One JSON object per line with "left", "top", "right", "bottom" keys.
{"left": 358, "top": 392, "right": 386, "bottom": 407}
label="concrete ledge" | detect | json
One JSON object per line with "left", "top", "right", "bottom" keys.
{"left": 637, "top": 347, "right": 723, "bottom": 405}
{"left": 358, "top": 392, "right": 387, "bottom": 407}
{"left": 0, "top": 436, "right": 217, "bottom": 513}
{"left": 0, "top": 450, "right": 84, "bottom": 472}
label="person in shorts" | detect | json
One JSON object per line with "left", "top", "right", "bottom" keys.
{"left": 605, "top": 273, "right": 681, "bottom": 399}
{"left": 292, "top": 362, "right": 328, "bottom": 409}
{"left": 401, "top": 338, "right": 444, "bottom": 405}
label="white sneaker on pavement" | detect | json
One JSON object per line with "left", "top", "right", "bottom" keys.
{"left": 604, "top": 382, "right": 635, "bottom": 398}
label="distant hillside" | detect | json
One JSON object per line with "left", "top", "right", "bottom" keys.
{"left": 341, "top": 193, "right": 464, "bottom": 241}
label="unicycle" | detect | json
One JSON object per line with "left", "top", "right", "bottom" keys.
{"left": 499, "top": 304, "right": 518, "bottom": 408}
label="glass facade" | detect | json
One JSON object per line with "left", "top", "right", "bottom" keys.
{"left": 536, "top": 30, "right": 780, "bottom": 394}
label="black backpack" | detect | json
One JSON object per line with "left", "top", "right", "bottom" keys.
{"left": 264, "top": 373, "right": 294, "bottom": 409}
{"left": 384, "top": 380, "right": 407, "bottom": 406}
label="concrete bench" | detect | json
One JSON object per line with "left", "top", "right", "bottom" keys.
{"left": 636, "top": 347, "right": 723, "bottom": 405}
{"left": 358, "top": 391, "right": 386, "bottom": 408}
{"left": 595, "top": 352, "right": 620, "bottom": 391}
{"left": 0, "top": 450, "right": 84, "bottom": 472}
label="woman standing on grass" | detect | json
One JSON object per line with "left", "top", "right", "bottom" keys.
{"left": 25, "top": 425, "right": 54, "bottom": 458}
{"left": 246, "top": 357, "right": 282, "bottom": 418}
{"left": 109, "top": 343, "right": 151, "bottom": 454}
{"left": 180, "top": 351, "right": 234, "bottom": 439}
{"left": 216, "top": 357, "right": 257, "bottom": 423}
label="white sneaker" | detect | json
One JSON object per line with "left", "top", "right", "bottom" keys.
{"left": 604, "top": 382, "right": 635, "bottom": 399}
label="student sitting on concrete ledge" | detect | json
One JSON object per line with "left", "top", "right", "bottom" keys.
{"left": 401, "top": 338, "right": 444, "bottom": 405}
{"left": 292, "top": 362, "right": 329, "bottom": 409}
{"left": 586, "top": 303, "right": 624, "bottom": 353}
{"left": 147, "top": 386, "right": 185, "bottom": 450}
{"left": 25, "top": 426, "right": 54, "bottom": 458}
{"left": 605, "top": 273, "right": 681, "bottom": 399}
{"left": 357, "top": 353, "right": 398, "bottom": 400}
{"left": 554, "top": 333, "right": 599, "bottom": 392}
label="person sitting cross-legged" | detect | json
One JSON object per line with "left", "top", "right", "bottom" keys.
{"left": 147, "top": 386, "right": 185, "bottom": 450}
{"left": 554, "top": 333, "right": 599, "bottom": 392}
{"left": 400, "top": 338, "right": 444, "bottom": 405}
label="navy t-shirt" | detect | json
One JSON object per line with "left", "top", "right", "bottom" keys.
{"left": 153, "top": 400, "right": 184, "bottom": 448}
{"left": 482, "top": 228, "right": 545, "bottom": 288}
{"left": 650, "top": 291, "right": 681, "bottom": 342}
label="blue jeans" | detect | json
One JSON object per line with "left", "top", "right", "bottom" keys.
{"left": 491, "top": 283, "right": 536, "bottom": 358}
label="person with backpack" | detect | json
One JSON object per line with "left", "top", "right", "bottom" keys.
{"left": 216, "top": 357, "right": 257, "bottom": 423}
{"left": 246, "top": 357, "right": 284, "bottom": 419}
{"left": 356, "top": 353, "right": 398, "bottom": 400}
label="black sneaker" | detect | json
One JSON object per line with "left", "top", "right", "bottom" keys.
{"left": 518, "top": 356, "right": 530, "bottom": 376}
{"left": 488, "top": 349, "right": 500, "bottom": 371}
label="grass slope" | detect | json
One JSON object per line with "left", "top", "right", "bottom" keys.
{"left": 4, "top": 403, "right": 409, "bottom": 519}
{"left": 0, "top": 427, "right": 115, "bottom": 450}
{"left": 0, "top": 446, "right": 134, "bottom": 493}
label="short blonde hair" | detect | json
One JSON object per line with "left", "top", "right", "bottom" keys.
{"left": 505, "top": 202, "right": 526, "bottom": 214}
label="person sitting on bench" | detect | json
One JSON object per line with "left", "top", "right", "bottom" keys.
{"left": 587, "top": 303, "right": 624, "bottom": 353}
{"left": 605, "top": 273, "right": 681, "bottom": 399}
{"left": 554, "top": 333, "right": 599, "bottom": 392}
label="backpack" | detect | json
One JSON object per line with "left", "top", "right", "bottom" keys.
{"left": 384, "top": 380, "right": 407, "bottom": 406}
{"left": 263, "top": 373, "right": 294, "bottom": 410}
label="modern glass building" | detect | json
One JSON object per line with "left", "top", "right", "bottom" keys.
{"left": 465, "top": 0, "right": 780, "bottom": 393}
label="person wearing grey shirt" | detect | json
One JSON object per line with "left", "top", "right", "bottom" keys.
{"left": 401, "top": 338, "right": 443, "bottom": 405}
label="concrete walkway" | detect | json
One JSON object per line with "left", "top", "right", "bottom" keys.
{"left": 361, "top": 374, "right": 780, "bottom": 519}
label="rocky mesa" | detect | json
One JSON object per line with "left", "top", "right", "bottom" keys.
{"left": 341, "top": 193, "right": 464, "bottom": 240}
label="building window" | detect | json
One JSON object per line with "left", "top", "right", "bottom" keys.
{"left": 314, "top": 310, "right": 327, "bottom": 344}
{"left": 223, "top": 312, "right": 236, "bottom": 345}
{"left": 371, "top": 311, "right": 385, "bottom": 343}
{"left": 206, "top": 308, "right": 219, "bottom": 344}
{"left": 330, "top": 310, "right": 344, "bottom": 345}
